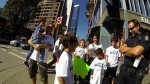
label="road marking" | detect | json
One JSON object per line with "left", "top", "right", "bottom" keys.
{"left": 6, "top": 47, "right": 10, "bottom": 49}
{"left": 0, "top": 48, "right": 7, "bottom": 51}
{"left": 8, "top": 52, "right": 25, "bottom": 60}
{"left": 12, "top": 49, "right": 18, "bottom": 51}
{"left": 20, "top": 52, "right": 27, "bottom": 55}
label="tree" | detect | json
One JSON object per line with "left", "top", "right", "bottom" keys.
{"left": 2, "top": 0, "right": 40, "bottom": 39}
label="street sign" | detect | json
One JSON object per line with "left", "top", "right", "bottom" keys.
{"left": 57, "top": 17, "right": 62, "bottom": 24}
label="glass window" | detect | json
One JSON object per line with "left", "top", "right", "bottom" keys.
{"left": 134, "top": 0, "right": 141, "bottom": 13}
{"left": 144, "top": 0, "right": 150, "bottom": 16}
{"left": 139, "top": 0, "right": 147, "bottom": 15}
{"left": 130, "top": 0, "right": 136, "bottom": 11}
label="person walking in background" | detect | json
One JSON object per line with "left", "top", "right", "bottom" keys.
{"left": 90, "top": 48, "right": 107, "bottom": 84}
{"left": 74, "top": 39, "right": 88, "bottom": 84}
{"left": 23, "top": 19, "right": 46, "bottom": 67}
{"left": 115, "top": 19, "right": 150, "bottom": 84}
{"left": 47, "top": 34, "right": 63, "bottom": 67}
{"left": 88, "top": 35, "right": 103, "bottom": 65}
{"left": 54, "top": 33, "right": 78, "bottom": 84}
{"left": 74, "top": 39, "right": 88, "bottom": 61}
{"left": 104, "top": 38, "right": 121, "bottom": 84}
{"left": 28, "top": 25, "right": 54, "bottom": 84}
{"left": 86, "top": 35, "right": 103, "bottom": 84}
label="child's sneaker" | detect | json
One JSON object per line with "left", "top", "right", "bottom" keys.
{"left": 23, "top": 61, "right": 29, "bottom": 67}
{"left": 37, "top": 61, "right": 46, "bottom": 69}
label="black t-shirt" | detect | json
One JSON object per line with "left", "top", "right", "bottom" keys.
{"left": 124, "top": 33, "right": 150, "bottom": 68}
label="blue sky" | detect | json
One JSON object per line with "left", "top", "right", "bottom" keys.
{"left": 0, "top": 0, "right": 7, "bottom": 8}
{"left": 0, "top": 0, "right": 88, "bottom": 39}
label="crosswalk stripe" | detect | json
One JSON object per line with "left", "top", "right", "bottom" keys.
{"left": 12, "top": 49, "right": 18, "bottom": 51}
{"left": 20, "top": 52, "right": 27, "bottom": 55}
{"left": 8, "top": 52, "right": 25, "bottom": 60}
{"left": 0, "top": 48, "right": 7, "bottom": 51}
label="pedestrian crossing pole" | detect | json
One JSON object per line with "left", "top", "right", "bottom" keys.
{"left": 122, "top": 0, "right": 129, "bottom": 63}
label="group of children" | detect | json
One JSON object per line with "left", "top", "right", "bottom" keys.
{"left": 23, "top": 19, "right": 121, "bottom": 84}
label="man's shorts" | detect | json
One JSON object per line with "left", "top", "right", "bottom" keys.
{"left": 28, "top": 59, "right": 48, "bottom": 82}
{"left": 105, "top": 66, "right": 118, "bottom": 77}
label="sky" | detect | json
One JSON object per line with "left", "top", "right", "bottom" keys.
{"left": 0, "top": 0, "right": 7, "bottom": 8}
{"left": 0, "top": 0, "right": 88, "bottom": 39}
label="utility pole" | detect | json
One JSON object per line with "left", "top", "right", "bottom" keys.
{"left": 122, "top": 0, "right": 128, "bottom": 41}
{"left": 122, "top": 0, "right": 129, "bottom": 64}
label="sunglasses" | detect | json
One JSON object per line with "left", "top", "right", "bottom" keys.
{"left": 129, "top": 25, "right": 137, "bottom": 30}
{"left": 129, "top": 26, "right": 135, "bottom": 30}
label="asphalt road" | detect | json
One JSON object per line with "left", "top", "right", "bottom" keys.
{"left": 0, "top": 44, "right": 150, "bottom": 84}
{"left": 0, "top": 44, "right": 55, "bottom": 84}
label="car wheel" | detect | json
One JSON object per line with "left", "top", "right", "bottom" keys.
{"left": 16, "top": 43, "right": 20, "bottom": 47}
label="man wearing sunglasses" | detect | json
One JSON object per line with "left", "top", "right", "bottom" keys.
{"left": 115, "top": 19, "right": 150, "bottom": 84}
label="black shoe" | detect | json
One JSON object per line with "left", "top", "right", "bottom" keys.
{"left": 23, "top": 61, "right": 29, "bottom": 67}
{"left": 37, "top": 61, "right": 46, "bottom": 69}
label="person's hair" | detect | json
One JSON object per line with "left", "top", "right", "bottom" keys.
{"left": 111, "top": 38, "right": 118, "bottom": 43}
{"left": 61, "top": 33, "right": 78, "bottom": 48}
{"left": 95, "top": 48, "right": 103, "bottom": 54}
{"left": 128, "top": 19, "right": 140, "bottom": 27}
{"left": 79, "top": 39, "right": 85, "bottom": 43}
{"left": 92, "top": 35, "right": 97, "bottom": 38}
{"left": 58, "top": 34, "right": 63, "bottom": 38}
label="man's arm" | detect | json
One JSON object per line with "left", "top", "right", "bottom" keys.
{"left": 119, "top": 44, "right": 144, "bottom": 57}
{"left": 28, "top": 38, "right": 53, "bottom": 51}
{"left": 57, "top": 77, "right": 65, "bottom": 84}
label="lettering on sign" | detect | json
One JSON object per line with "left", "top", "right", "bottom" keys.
{"left": 140, "top": 17, "right": 150, "bottom": 25}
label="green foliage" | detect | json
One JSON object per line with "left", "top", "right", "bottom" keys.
{"left": 2, "top": 0, "right": 40, "bottom": 33}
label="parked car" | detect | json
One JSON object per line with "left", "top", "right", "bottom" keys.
{"left": 10, "top": 38, "right": 27, "bottom": 47}
{"left": 20, "top": 42, "right": 30, "bottom": 50}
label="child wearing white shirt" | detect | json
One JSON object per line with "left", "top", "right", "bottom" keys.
{"left": 74, "top": 39, "right": 88, "bottom": 61}
{"left": 54, "top": 33, "right": 78, "bottom": 84}
{"left": 90, "top": 48, "right": 107, "bottom": 84}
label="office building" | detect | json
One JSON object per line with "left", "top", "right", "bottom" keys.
{"left": 26, "top": 0, "right": 62, "bottom": 30}
{"left": 86, "top": 0, "right": 150, "bottom": 50}
{"left": 68, "top": 5, "right": 80, "bottom": 36}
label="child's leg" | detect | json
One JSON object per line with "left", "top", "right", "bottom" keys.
{"left": 39, "top": 48, "right": 45, "bottom": 61}
{"left": 25, "top": 46, "right": 34, "bottom": 61}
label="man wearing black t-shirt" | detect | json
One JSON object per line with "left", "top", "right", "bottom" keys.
{"left": 115, "top": 19, "right": 150, "bottom": 84}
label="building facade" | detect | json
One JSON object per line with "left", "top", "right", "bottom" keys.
{"left": 67, "top": 5, "right": 80, "bottom": 36}
{"left": 86, "top": 0, "right": 150, "bottom": 51}
{"left": 26, "top": 0, "right": 62, "bottom": 30}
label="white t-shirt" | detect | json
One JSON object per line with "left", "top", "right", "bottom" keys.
{"left": 54, "top": 51, "right": 74, "bottom": 84}
{"left": 74, "top": 46, "right": 87, "bottom": 59}
{"left": 30, "top": 35, "right": 54, "bottom": 63}
{"left": 53, "top": 39, "right": 60, "bottom": 54}
{"left": 88, "top": 43, "right": 103, "bottom": 58}
{"left": 90, "top": 58, "right": 107, "bottom": 84}
{"left": 59, "top": 43, "right": 64, "bottom": 51}
{"left": 105, "top": 46, "right": 121, "bottom": 67}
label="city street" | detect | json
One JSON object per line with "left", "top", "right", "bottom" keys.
{"left": 0, "top": 44, "right": 150, "bottom": 84}
{"left": 0, "top": 44, "right": 55, "bottom": 84}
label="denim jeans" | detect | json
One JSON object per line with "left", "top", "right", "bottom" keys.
{"left": 25, "top": 46, "right": 34, "bottom": 61}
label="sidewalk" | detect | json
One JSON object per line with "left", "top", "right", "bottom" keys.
{"left": 2, "top": 65, "right": 56, "bottom": 84}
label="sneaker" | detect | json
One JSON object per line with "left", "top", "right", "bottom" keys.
{"left": 37, "top": 61, "right": 46, "bottom": 69}
{"left": 23, "top": 61, "right": 29, "bottom": 67}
